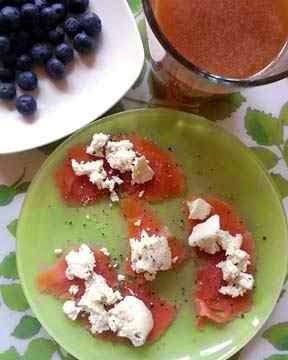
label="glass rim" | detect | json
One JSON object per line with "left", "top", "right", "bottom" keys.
{"left": 142, "top": 0, "right": 288, "bottom": 88}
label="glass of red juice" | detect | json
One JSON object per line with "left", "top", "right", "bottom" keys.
{"left": 142, "top": 0, "right": 288, "bottom": 99}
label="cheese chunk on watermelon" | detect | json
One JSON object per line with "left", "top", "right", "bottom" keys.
{"left": 185, "top": 196, "right": 255, "bottom": 325}
{"left": 120, "top": 196, "right": 187, "bottom": 281}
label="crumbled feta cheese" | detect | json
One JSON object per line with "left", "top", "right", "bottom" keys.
{"left": 106, "top": 140, "right": 136, "bottom": 173}
{"left": 228, "top": 249, "right": 250, "bottom": 272}
{"left": 78, "top": 274, "right": 122, "bottom": 310}
{"left": 86, "top": 133, "right": 110, "bottom": 157}
{"left": 188, "top": 215, "right": 221, "bottom": 254}
{"left": 72, "top": 159, "right": 122, "bottom": 202}
{"left": 138, "top": 190, "right": 145, "bottom": 198}
{"left": 219, "top": 272, "right": 255, "bottom": 298}
{"left": 63, "top": 300, "right": 81, "bottom": 320}
{"left": 54, "top": 248, "right": 63, "bottom": 256}
{"left": 88, "top": 304, "right": 110, "bottom": 334}
{"left": 130, "top": 230, "right": 172, "bottom": 280}
{"left": 217, "top": 230, "right": 243, "bottom": 255}
{"left": 187, "top": 198, "right": 212, "bottom": 220}
{"left": 217, "top": 260, "right": 240, "bottom": 281}
{"left": 131, "top": 156, "right": 154, "bottom": 185}
{"left": 134, "top": 219, "right": 142, "bottom": 227}
{"left": 69, "top": 285, "right": 80, "bottom": 296}
{"left": 117, "top": 274, "right": 126, "bottom": 282}
{"left": 108, "top": 296, "right": 154, "bottom": 347}
{"left": 65, "top": 244, "right": 95, "bottom": 280}
{"left": 100, "top": 248, "right": 110, "bottom": 257}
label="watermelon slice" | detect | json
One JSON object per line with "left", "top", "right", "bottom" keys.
{"left": 37, "top": 248, "right": 118, "bottom": 300}
{"left": 185, "top": 196, "right": 255, "bottom": 325}
{"left": 38, "top": 246, "right": 176, "bottom": 345}
{"left": 120, "top": 196, "right": 187, "bottom": 279}
{"left": 122, "top": 281, "right": 177, "bottom": 342}
{"left": 55, "top": 135, "right": 185, "bottom": 206}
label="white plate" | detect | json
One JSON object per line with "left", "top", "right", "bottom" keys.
{"left": 0, "top": 0, "right": 144, "bottom": 154}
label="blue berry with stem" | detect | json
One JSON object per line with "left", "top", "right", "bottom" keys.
{"left": 17, "top": 71, "right": 38, "bottom": 91}
{"left": 16, "top": 95, "right": 37, "bottom": 115}
{"left": 45, "top": 58, "right": 65, "bottom": 79}
{"left": 73, "top": 32, "right": 94, "bottom": 54}
{"left": 55, "top": 43, "right": 74, "bottom": 64}
{"left": 79, "top": 12, "right": 101, "bottom": 36}
{"left": 0, "top": 82, "right": 16, "bottom": 100}
{"left": 51, "top": 3, "right": 66, "bottom": 22}
{"left": 63, "top": 16, "right": 81, "bottom": 37}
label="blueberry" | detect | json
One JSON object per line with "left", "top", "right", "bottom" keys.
{"left": 48, "top": 27, "right": 65, "bottom": 44}
{"left": 0, "top": 82, "right": 16, "bottom": 100}
{"left": 51, "top": 3, "right": 65, "bottom": 22}
{"left": 21, "top": 3, "right": 39, "bottom": 26}
{"left": 17, "top": 71, "right": 38, "bottom": 91}
{"left": 68, "top": 0, "right": 89, "bottom": 14}
{"left": 16, "top": 95, "right": 37, "bottom": 115}
{"left": 79, "top": 12, "right": 102, "bottom": 36}
{"left": 0, "top": 13, "right": 6, "bottom": 33}
{"left": 40, "top": 6, "right": 57, "bottom": 29}
{"left": 73, "top": 32, "right": 94, "bottom": 54}
{"left": 0, "top": 36, "right": 10, "bottom": 55}
{"left": 45, "top": 58, "right": 65, "bottom": 79}
{"left": 16, "top": 54, "right": 33, "bottom": 71}
{"left": 63, "top": 16, "right": 81, "bottom": 37}
{"left": 29, "top": 26, "right": 48, "bottom": 42}
{"left": 1, "top": 6, "right": 21, "bottom": 31}
{"left": 10, "top": 31, "right": 32, "bottom": 55}
{"left": 34, "top": 0, "right": 49, "bottom": 10}
{"left": 2, "top": 53, "right": 17, "bottom": 68}
{"left": 0, "top": 68, "right": 15, "bottom": 82}
{"left": 31, "top": 43, "right": 52, "bottom": 64}
{"left": 55, "top": 43, "right": 74, "bottom": 64}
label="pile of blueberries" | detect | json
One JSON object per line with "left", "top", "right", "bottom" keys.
{"left": 0, "top": 0, "right": 102, "bottom": 116}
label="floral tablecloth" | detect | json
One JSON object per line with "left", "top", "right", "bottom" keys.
{"left": 1, "top": 2, "right": 288, "bottom": 359}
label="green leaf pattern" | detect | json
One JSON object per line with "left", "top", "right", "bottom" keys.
{"left": 12, "top": 316, "right": 41, "bottom": 339}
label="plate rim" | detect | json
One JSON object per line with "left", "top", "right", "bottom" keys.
{"left": 0, "top": 0, "right": 144, "bottom": 155}
{"left": 17, "top": 107, "right": 288, "bottom": 360}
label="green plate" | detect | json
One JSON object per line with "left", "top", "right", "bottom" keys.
{"left": 17, "top": 108, "right": 288, "bottom": 360}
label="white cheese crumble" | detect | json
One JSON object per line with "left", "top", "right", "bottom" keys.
{"left": 78, "top": 274, "right": 122, "bottom": 310}
{"left": 217, "top": 230, "right": 243, "bottom": 256}
{"left": 187, "top": 198, "right": 212, "bottom": 220}
{"left": 106, "top": 140, "right": 136, "bottom": 173}
{"left": 219, "top": 273, "right": 254, "bottom": 298}
{"left": 88, "top": 304, "right": 110, "bottom": 334}
{"left": 130, "top": 230, "right": 172, "bottom": 281}
{"left": 69, "top": 285, "right": 80, "bottom": 296}
{"left": 71, "top": 159, "right": 123, "bottom": 202}
{"left": 54, "top": 248, "right": 63, "bottom": 256}
{"left": 134, "top": 219, "right": 142, "bottom": 227}
{"left": 63, "top": 300, "right": 81, "bottom": 320}
{"left": 108, "top": 296, "right": 154, "bottom": 347}
{"left": 188, "top": 215, "right": 221, "bottom": 254}
{"left": 99, "top": 248, "right": 110, "bottom": 257}
{"left": 65, "top": 244, "right": 95, "bottom": 280}
{"left": 86, "top": 133, "right": 110, "bottom": 157}
{"left": 131, "top": 156, "right": 155, "bottom": 185}
{"left": 117, "top": 274, "right": 126, "bottom": 282}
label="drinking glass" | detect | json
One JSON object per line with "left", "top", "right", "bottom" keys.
{"left": 142, "top": 0, "right": 288, "bottom": 99}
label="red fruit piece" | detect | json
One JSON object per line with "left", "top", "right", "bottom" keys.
{"left": 55, "top": 146, "right": 107, "bottom": 206}
{"left": 185, "top": 196, "right": 255, "bottom": 325}
{"left": 37, "top": 248, "right": 118, "bottom": 300}
{"left": 114, "top": 134, "right": 186, "bottom": 202}
{"left": 120, "top": 196, "right": 187, "bottom": 279}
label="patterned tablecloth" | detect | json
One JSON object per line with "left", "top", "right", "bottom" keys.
{"left": 1, "top": 2, "right": 288, "bottom": 359}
